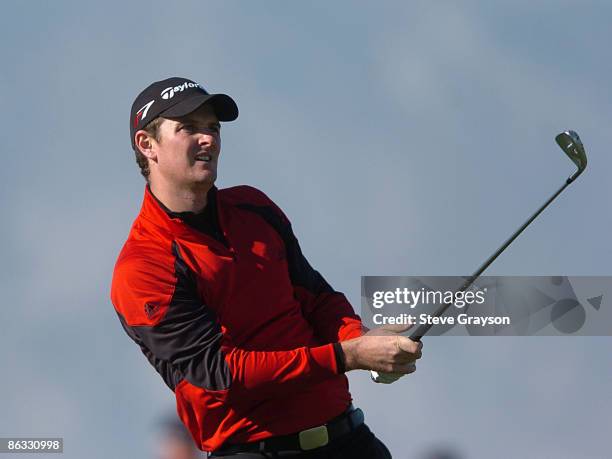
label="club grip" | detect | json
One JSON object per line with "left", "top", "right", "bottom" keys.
{"left": 408, "top": 330, "right": 424, "bottom": 342}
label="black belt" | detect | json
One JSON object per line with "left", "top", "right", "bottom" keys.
{"left": 213, "top": 405, "right": 365, "bottom": 455}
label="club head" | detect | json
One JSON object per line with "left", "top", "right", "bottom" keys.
{"left": 555, "top": 130, "right": 587, "bottom": 182}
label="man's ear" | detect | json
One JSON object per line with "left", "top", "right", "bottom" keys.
{"left": 134, "top": 130, "right": 158, "bottom": 161}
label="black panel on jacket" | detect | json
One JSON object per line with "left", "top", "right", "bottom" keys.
{"left": 120, "top": 241, "right": 232, "bottom": 391}
{"left": 117, "top": 312, "right": 185, "bottom": 391}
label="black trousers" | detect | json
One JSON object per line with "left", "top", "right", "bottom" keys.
{"left": 208, "top": 424, "right": 392, "bottom": 459}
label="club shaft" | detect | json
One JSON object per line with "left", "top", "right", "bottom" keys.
{"left": 409, "top": 179, "right": 571, "bottom": 341}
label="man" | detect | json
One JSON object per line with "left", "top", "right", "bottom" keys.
{"left": 111, "top": 77, "right": 422, "bottom": 458}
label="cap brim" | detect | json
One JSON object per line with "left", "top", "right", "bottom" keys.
{"left": 161, "top": 93, "right": 238, "bottom": 121}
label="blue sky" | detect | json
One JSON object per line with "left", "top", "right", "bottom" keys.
{"left": 1, "top": 2, "right": 610, "bottom": 458}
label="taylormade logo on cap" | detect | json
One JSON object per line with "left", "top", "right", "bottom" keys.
{"left": 161, "top": 81, "right": 201, "bottom": 100}
{"left": 134, "top": 100, "right": 155, "bottom": 126}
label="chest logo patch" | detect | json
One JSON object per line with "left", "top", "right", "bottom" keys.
{"left": 144, "top": 302, "right": 161, "bottom": 319}
{"left": 251, "top": 241, "right": 286, "bottom": 261}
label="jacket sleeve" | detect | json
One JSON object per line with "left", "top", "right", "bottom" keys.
{"left": 111, "top": 241, "right": 340, "bottom": 401}
{"left": 280, "top": 221, "right": 364, "bottom": 343}
{"left": 234, "top": 189, "right": 364, "bottom": 344}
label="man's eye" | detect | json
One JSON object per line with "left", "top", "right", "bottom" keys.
{"left": 179, "top": 123, "right": 219, "bottom": 134}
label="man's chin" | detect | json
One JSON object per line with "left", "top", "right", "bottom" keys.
{"left": 191, "top": 172, "right": 217, "bottom": 189}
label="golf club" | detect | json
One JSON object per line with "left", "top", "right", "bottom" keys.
{"left": 371, "top": 130, "right": 587, "bottom": 383}
{"left": 405, "top": 130, "right": 587, "bottom": 341}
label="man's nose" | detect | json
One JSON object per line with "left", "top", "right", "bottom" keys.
{"left": 197, "top": 131, "right": 216, "bottom": 146}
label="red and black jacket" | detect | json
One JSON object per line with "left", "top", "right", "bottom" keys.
{"left": 110, "top": 185, "right": 363, "bottom": 452}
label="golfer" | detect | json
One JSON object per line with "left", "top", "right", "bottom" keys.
{"left": 111, "top": 77, "right": 422, "bottom": 458}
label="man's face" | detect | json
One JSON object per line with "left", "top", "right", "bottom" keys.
{"left": 150, "top": 104, "right": 221, "bottom": 190}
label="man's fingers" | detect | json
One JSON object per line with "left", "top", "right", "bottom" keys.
{"left": 378, "top": 360, "right": 417, "bottom": 374}
{"left": 394, "top": 351, "right": 422, "bottom": 364}
{"left": 395, "top": 362, "right": 416, "bottom": 374}
{"left": 396, "top": 337, "right": 423, "bottom": 356}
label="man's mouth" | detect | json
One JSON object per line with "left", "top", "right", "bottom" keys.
{"left": 195, "top": 155, "right": 212, "bottom": 162}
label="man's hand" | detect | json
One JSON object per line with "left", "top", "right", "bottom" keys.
{"left": 340, "top": 324, "right": 422, "bottom": 375}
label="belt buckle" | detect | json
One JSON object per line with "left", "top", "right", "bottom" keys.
{"left": 298, "top": 425, "right": 329, "bottom": 451}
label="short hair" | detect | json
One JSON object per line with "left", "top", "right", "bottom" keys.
{"left": 133, "top": 117, "right": 164, "bottom": 180}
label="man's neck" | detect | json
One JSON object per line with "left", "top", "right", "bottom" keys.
{"left": 148, "top": 181, "right": 211, "bottom": 214}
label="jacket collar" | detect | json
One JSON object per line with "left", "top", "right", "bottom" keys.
{"left": 138, "top": 185, "right": 219, "bottom": 241}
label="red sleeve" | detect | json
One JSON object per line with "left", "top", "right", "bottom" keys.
{"left": 295, "top": 289, "right": 364, "bottom": 342}
{"left": 111, "top": 241, "right": 340, "bottom": 401}
{"left": 228, "top": 186, "right": 364, "bottom": 343}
